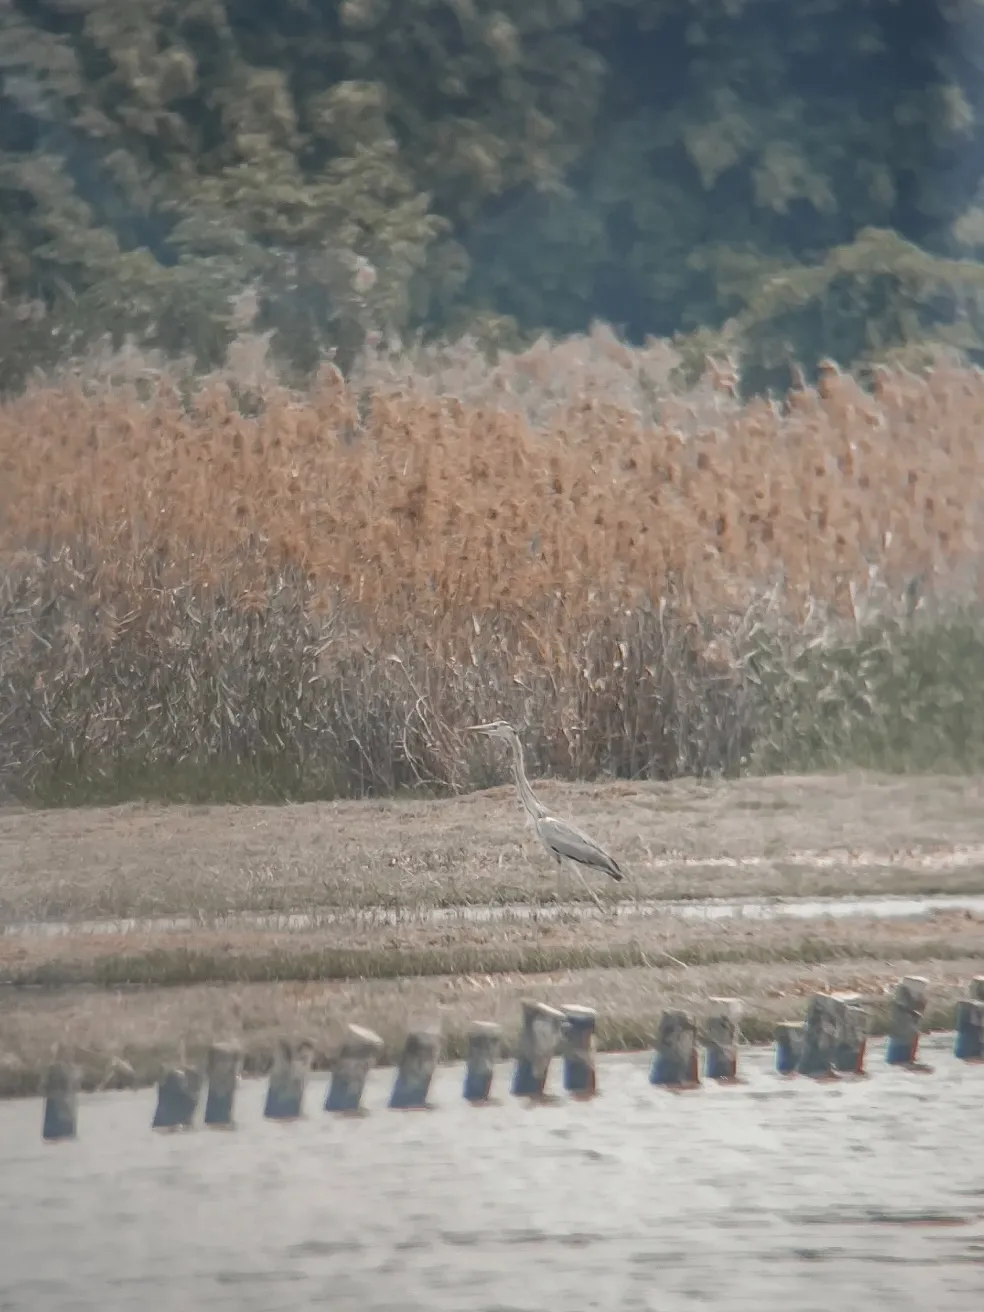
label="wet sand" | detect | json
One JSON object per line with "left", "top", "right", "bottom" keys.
{"left": 3, "top": 1037, "right": 984, "bottom": 1311}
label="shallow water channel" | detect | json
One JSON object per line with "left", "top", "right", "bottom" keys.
{"left": 4, "top": 889, "right": 984, "bottom": 941}
{"left": 3, "top": 1037, "right": 984, "bottom": 1311}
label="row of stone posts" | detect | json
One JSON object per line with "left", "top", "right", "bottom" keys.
{"left": 39, "top": 975, "right": 984, "bottom": 1140}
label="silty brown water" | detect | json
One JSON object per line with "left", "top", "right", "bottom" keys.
{"left": 2, "top": 1036, "right": 984, "bottom": 1310}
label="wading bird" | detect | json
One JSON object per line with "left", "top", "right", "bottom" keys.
{"left": 468, "top": 720, "right": 623, "bottom": 907}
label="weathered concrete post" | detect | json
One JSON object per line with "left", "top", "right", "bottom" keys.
{"left": 463, "top": 1021, "right": 502, "bottom": 1103}
{"left": 561, "top": 1005, "right": 598, "bottom": 1098}
{"left": 389, "top": 1028, "right": 441, "bottom": 1109}
{"left": 796, "top": 994, "right": 845, "bottom": 1078}
{"left": 264, "top": 1039, "right": 315, "bottom": 1120}
{"left": 152, "top": 1065, "right": 204, "bottom": 1131}
{"left": 954, "top": 999, "right": 984, "bottom": 1061}
{"left": 885, "top": 976, "right": 929, "bottom": 1065}
{"left": 649, "top": 1010, "right": 699, "bottom": 1088}
{"left": 832, "top": 994, "right": 869, "bottom": 1075}
{"left": 703, "top": 998, "right": 742, "bottom": 1081}
{"left": 326, "top": 1025, "right": 384, "bottom": 1113}
{"left": 203, "top": 1043, "right": 243, "bottom": 1128}
{"left": 42, "top": 1062, "right": 80, "bottom": 1142}
{"left": 511, "top": 1001, "right": 565, "bottom": 1099}
{"left": 775, "top": 1022, "right": 805, "bottom": 1074}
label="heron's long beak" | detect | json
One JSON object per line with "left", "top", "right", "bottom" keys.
{"left": 466, "top": 723, "right": 496, "bottom": 734}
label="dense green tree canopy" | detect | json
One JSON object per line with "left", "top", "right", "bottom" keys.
{"left": 3, "top": 0, "right": 984, "bottom": 389}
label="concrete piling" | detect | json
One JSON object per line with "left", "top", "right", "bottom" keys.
{"left": 775, "top": 1022, "right": 805, "bottom": 1074}
{"left": 796, "top": 994, "right": 846, "bottom": 1078}
{"left": 954, "top": 999, "right": 984, "bottom": 1061}
{"left": 703, "top": 998, "right": 742, "bottom": 1081}
{"left": 326, "top": 1025, "right": 384, "bottom": 1113}
{"left": 463, "top": 1021, "right": 502, "bottom": 1103}
{"left": 560, "top": 1005, "right": 598, "bottom": 1098}
{"left": 511, "top": 1001, "right": 565, "bottom": 1099}
{"left": 649, "top": 1010, "right": 699, "bottom": 1088}
{"left": 42, "top": 1062, "right": 79, "bottom": 1142}
{"left": 152, "top": 1065, "right": 204, "bottom": 1131}
{"left": 885, "top": 976, "right": 929, "bottom": 1066}
{"left": 264, "top": 1039, "right": 315, "bottom": 1120}
{"left": 832, "top": 995, "right": 869, "bottom": 1075}
{"left": 35, "top": 972, "right": 984, "bottom": 1144}
{"left": 389, "top": 1028, "right": 441, "bottom": 1109}
{"left": 203, "top": 1043, "right": 243, "bottom": 1128}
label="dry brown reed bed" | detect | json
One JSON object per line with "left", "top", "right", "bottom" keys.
{"left": 1, "top": 336, "right": 984, "bottom": 801}
{"left": 2, "top": 345, "right": 982, "bottom": 623}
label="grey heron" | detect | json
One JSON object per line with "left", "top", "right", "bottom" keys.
{"left": 468, "top": 720, "right": 623, "bottom": 906}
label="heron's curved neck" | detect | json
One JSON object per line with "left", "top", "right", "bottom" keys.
{"left": 507, "top": 734, "right": 547, "bottom": 819}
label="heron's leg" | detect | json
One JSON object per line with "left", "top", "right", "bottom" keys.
{"left": 567, "top": 861, "right": 606, "bottom": 914}
{"left": 553, "top": 853, "right": 566, "bottom": 904}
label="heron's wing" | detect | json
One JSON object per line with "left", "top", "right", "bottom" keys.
{"left": 536, "top": 814, "right": 623, "bottom": 881}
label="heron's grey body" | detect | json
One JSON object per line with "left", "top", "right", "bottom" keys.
{"left": 468, "top": 721, "right": 624, "bottom": 892}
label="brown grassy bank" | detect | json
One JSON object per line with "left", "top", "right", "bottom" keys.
{"left": 1, "top": 956, "right": 979, "bottom": 1099}
{"left": 2, "top": 773, "right": 983, "bottom": 924}
{"left": 1, "top": 339, "right": 984, "bottom": 801}
{"left": 2, "top": 909, "right": 983, "bottom": 990}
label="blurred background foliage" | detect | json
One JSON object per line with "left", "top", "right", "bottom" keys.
{"left": 4, "top": 0, "right": 984, "bottom": 392}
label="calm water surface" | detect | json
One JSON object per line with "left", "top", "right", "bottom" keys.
{"left": 3, "top": 1038, "right": 984, "bottom": 1311}
{"left": 6, "top": 890, "right": 984, "bottom": 940}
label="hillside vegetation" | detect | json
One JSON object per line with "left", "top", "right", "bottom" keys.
{"left": 4, "top": 1, "right": 984, "bottom": 388}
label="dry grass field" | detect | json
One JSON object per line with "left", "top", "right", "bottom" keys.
{"left": 2, "top": 772, "right": 984, "bottom": 924}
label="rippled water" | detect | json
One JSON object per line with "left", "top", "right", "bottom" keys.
{"left": 4, "top": 1037, "right": 984, "bottom": 1311}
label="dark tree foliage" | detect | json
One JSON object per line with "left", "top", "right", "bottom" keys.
{"left": 3, "top": 0, "right": 984, "bottom": 390}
